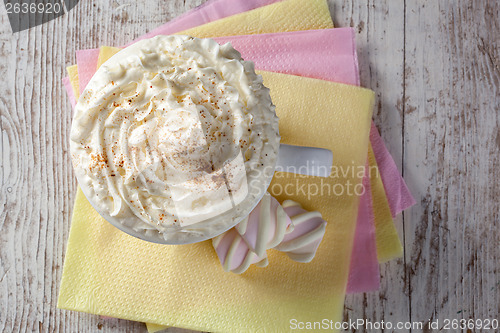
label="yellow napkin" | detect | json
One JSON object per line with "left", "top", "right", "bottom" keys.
{"left": 58, "top": 69, "right": 374, "bottom": 332}
{"left": 97, "top": 46, "right": 121, "bottom": 68}
{"left": 145, "top": 323, "right": 168, "bottom": 333}
{"left": 368, "top": 146, "right": 403, "bottom": 262}
{"left": 67, "top": 0, "right": 402, "bottom": 263}
{"left": 66, "top": 65, "right": 80, "bottom": 100}
{"left": 180, "top": 0, "right": 333, "bottom": 38}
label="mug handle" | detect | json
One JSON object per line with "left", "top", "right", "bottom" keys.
{"left": 275, "top": 144, "right": 333, "bottom": 178}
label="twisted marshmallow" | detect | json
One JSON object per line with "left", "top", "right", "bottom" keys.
{"left": 211, "top": 228, "right": 269, "bottom": 274}
{"left": 276, "top": 200, "right": 327, "bottom": 263}
{"left": 212, "top": 193, "right": 327, "bottom": 273}
{"left": 212, "top": 193, "right": 291, "bottom": 273}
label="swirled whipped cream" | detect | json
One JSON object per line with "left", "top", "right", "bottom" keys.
{"left": 70, "top": 35, "right": 280, "bottom": 244}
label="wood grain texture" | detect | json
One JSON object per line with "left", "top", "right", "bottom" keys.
{"left": 0, "top": 0, "right": 498, "bottom": 332}
{"left": 403, "top": 0, "right": 500, "bottom": 328}
{"left": 334, "top": 0, "right": 411, "bottom": 328}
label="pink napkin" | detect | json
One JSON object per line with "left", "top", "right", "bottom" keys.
{"left": 213, "top": 29, "right": 359, "bottom": 86}
{"left": 347, "top": 164, "right": 379, "bottom": 293}
{"left": 62, "top": 77, "right": 76, "bottom": 107}
{"left": 75, "top": 50, "right": 100, "bottom": 97}
{"left": 370, "top": 123, "right": 416, "bottom": 216}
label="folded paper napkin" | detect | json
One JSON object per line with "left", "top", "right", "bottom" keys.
{"left": 64, "top": 4, "right": 409, "bottom": 292}
{"left": 368, "top": 145, "right": 404, "bottom": 262}
{"left": 62, "top": 77, "right": 76, "bottom": 107}
{"left": 58, "top": 71, "right": 374, "bottom": 332}
{"left": 180, "top": 0, "right": 332, "bottom": 38}
{"left": 66, "top": 30, "right": 383, "bottom": 294}
{"left": 370, "top": 123, "right": 416, "bottom": 217}
{"left": 347, "top": 163, "right": 379, "bottom": 292}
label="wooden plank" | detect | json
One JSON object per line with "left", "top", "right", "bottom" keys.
{"left": 403, "top": 0, "right": 500, "bottom": 329}
{"left": 332, "top": 0, "right": 411, "bottom": 328}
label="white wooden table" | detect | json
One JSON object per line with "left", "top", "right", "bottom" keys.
{"left": 0, "top": 0, "right": 498, "bottom": 332}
